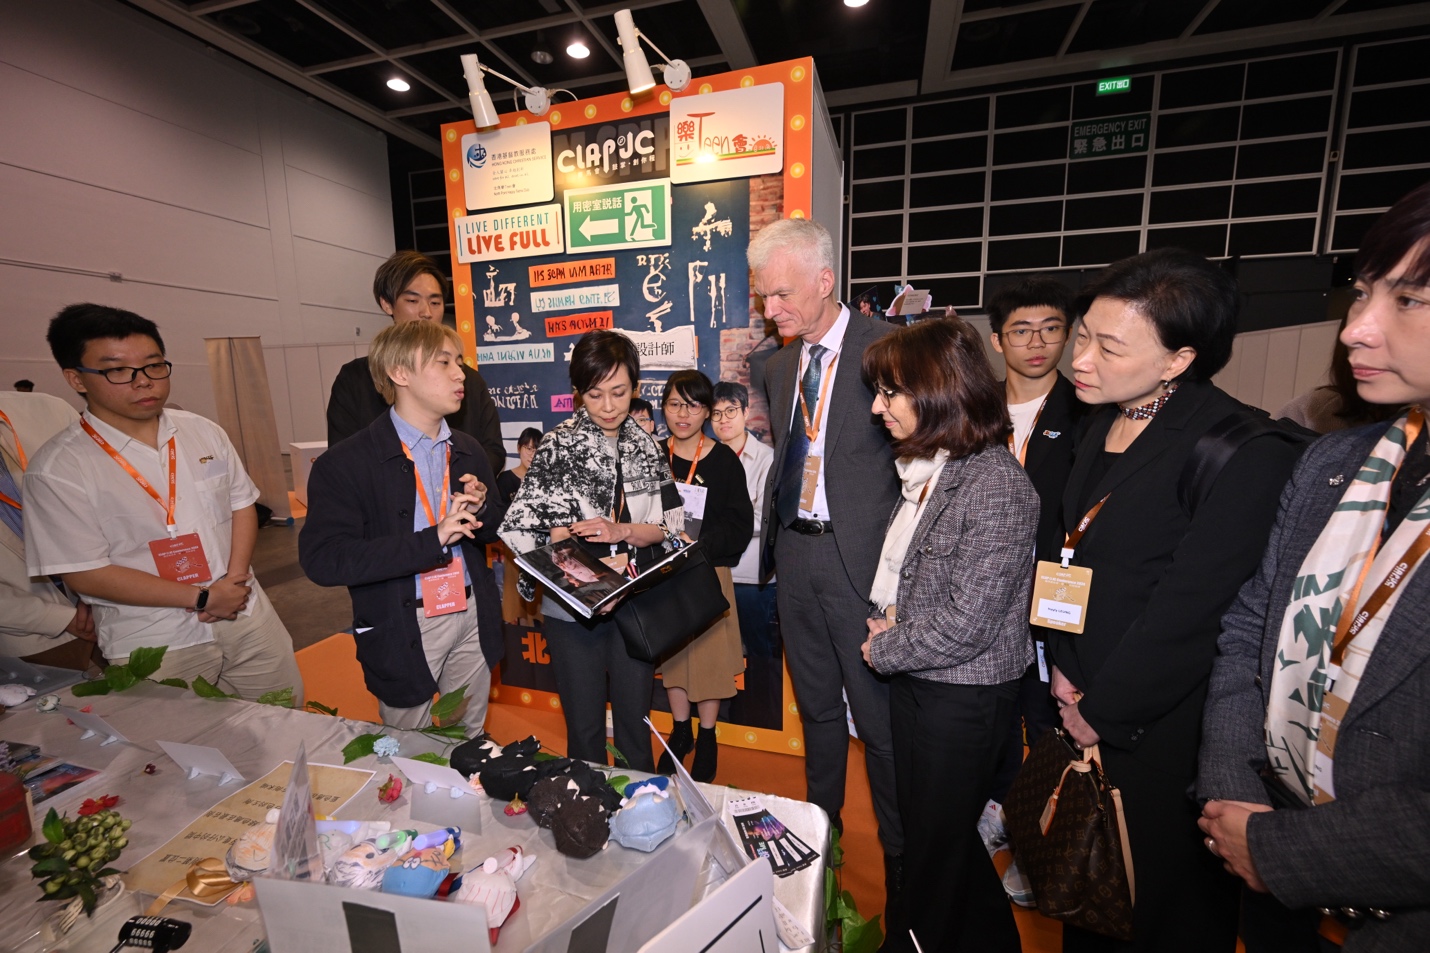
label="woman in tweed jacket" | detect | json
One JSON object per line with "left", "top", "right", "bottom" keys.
{"left": 860, "top": 317, "right": 1038, "bottom": 953}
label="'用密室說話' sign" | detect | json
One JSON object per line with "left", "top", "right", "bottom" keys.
{"left": 564, "top": 179, "right": 671, "bottom": 252}
{"left": 455, "top": 204, "right": 564, "bottom": 264}
{"left": 1070, "top": 114, "right": 1149, "bottom": 159}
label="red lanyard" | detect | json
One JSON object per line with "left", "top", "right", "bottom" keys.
{"left": 400, "top": 441, "right": 451, "bottom": 527}
{"left": 81, "top": 417, "right": 178, "bottom": 536}
{"left": 1330, "top": 406, "right": 1428, "bottom": 665}
{"left": 668, "top": 433, "right": 706, "bottom": 485}
{"left": 0, "top": 410, "right": 23, "bottom": 511}
{"left": 1009, "top": 394, "right": 1050, "bottom": 467}
{"left": 797, "top": 350, "right": 839, "bottom": 443}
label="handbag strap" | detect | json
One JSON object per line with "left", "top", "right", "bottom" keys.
{"left": 1109, "top": 786, "right": 1135, "bottom": 906}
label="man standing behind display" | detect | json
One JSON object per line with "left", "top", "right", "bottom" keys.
{"left": 327, "top": 251, "right": 506, "bottom": 477}
{"left": 752, "top": 218, "right": 904, "bottom": 923}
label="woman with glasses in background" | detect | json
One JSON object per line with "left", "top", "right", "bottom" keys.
{"left": 654, "top": 370, "right": 753, "bottom": 781}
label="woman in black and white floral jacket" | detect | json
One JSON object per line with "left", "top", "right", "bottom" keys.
{"left": 498, "top": 331, "right": 682, "bottom": 773}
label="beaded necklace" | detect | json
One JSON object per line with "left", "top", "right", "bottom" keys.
{"left": 1118, "top": 382, "right": 1179, "bottom": 421}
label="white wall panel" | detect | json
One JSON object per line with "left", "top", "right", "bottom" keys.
{"left": 293, "top": 237, "right": 390, "bottom": 317}
{"left": 282, "top": 346, "right": 327, "bottom": 445}
{"left": 0, "top": 64, "right": 269, "bottom": 228}
{"left": 1260, "top": 327, "right": 1305, "bottom": 413}
{"left": 276, "top": 94, "right": 391, "bottom": 200}
{"left": 0, "top": 0, "right": 262, "bottom": 154}
{"left": 1294, "top": 321, "right": 1340, "bottom": 395}
{"left": 287, "top": 166, "right": 396, "bottom": 257}
{"left": 263, "top": 347, "right": 295, "bottom": 450}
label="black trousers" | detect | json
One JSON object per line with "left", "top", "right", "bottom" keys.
{"left": 542, "top": 614, "right": 656, "bottom": 773}
{"left": 774, "top": 530, "right": 902, "bottom": 854}
{"left": 885, "top": 675, "right": 1021, "bottom": 953}
{"left": 991, "top": 649, "right": 1061, "bottom": 803}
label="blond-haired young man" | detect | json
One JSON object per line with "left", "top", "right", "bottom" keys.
{"left": 301, "top": 321, "right": 504, "bottom": 730}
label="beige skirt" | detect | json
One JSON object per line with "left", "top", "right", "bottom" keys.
{"left": 657, "top": 565, "right": 744, "bottom": 701}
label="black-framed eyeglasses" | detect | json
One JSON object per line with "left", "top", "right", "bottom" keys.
{"left": 664, "top": 400, "right": 706, "bottom": 417}
{"left": 874, "top": 384, "right": 900, "bottom": 402}
{"left": 1002, "top": 326, "right": 1068, "bottom": 347}
{"left": 710, "top": 406, "right": 745, "bottom": 421}
{"left": 75, "top": 362, "right": 173, "bottom": 384}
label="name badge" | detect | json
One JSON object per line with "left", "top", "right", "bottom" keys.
{"left": 675, "top": 482, "right": 709, "bottom": 541}
{"left": 800, "top": 455, "right": 822, "bottom": 512}
{"left": 1030, "top": 560, "right": 1092, "bottom": 634}
{"left": 149, "top": 533, "right": 212, "bottom": 585}
{"left": 420, "top": 555, "right": 468, "bottom": 618}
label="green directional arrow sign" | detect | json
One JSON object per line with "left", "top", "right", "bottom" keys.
{"left": 564, "top": 178, "right": 672, "bottom": 252}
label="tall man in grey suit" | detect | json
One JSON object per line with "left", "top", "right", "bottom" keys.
{"left": 750, "top": 218, "right": 905, "bottom": 912}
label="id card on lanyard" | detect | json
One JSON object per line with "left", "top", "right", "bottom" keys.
{"left": 798, "top": 350, "right": 838, "bottom": 513}
{"left": 403, "top": 441, "right": 468, "bottom": 618}
{"left": 670, "top": 434, "right": 708, "bottom": 541}
{"left": 81, "top": 418, "right": 213, "bottom": 585}
{"left": 1029, "top": 495, "right": 1107, "bottom": 634}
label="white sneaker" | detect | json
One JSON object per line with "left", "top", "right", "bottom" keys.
{"left": 1003, "top": 855, "right": 1036, "bottom": 908}
{"left": 977, "top": 799, "right": 1009, "bottom": 857}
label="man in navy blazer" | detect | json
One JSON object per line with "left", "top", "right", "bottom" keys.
{"left": 301, "top": 322, "right": 504, "bottom": 731}
{"left": 750, "top": 218, "right": 904, "bottom": 917}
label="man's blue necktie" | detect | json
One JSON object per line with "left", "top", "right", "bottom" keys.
{"left": 775, "top": 343, "right": 827, "bottom": 525}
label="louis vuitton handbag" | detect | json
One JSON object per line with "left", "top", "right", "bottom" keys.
{"left": 1004, "top": 729, "right": 1136, "bottom": 941}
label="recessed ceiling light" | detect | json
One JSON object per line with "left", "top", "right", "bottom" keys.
{"left": 386, "top": 77, "right": 411, "bottom": 92}
{"left": 844, "top": 0, "right": 869, "bottom": 6}
{"left": 531, "top": 49, "right": 554, "bottom": 65}
{"left": 567, "top": 40, "right": 590, "bottom": 59}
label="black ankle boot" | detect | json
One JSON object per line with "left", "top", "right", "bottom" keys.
{"left": 879, "top": 852, "right": 907, "bottom": 952}
{"left": 691, "top": 725, "right": 718, "bottom": 782}
{"left": 656, "top": 719, "right": 693, "bottom": 775}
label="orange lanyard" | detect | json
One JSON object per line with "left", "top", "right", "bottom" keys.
{"left": 1330, "top": 407, "right": 1428, "bottom": 665}
{"left": 797, "top": 350, "right": 839, "bottom": 443}
{"left": 400, "top": 441, "right": 451, "bottom": 527}
{"left": 668, "top": 433, "right": 706, "bottom": 485}
{"left": 80, "top": 418, "right": 178, "bottom": 536}
{"left": 1009, "top": 394, "right": 1051, "bottom": 467}
{"left": 0, "top": 410, "right": 23, "bottom": 511}
{"left": 1060, "top": 494, "right": 1110, "bottom": 567}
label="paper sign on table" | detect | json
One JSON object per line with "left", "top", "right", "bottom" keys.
{"left": 157, "top": 740, "right": 245, "bottom": 785}
{"left": 390, "top": 755, "right": 472, "bottom": 796}
{"left": 638, "top": 857, "right": 775, "bottom": 952}
{"left": 59, "top": 705, "right": 128, "bottom": 746}
{"left": 124, "top": 760, "right": 373, "bottom": 905}
{"left": 255, "top": 879, "right": 491, "bottom": 953}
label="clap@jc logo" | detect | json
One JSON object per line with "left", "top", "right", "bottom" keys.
{"left": 466, "top": 142, "right": 487, "bottom": 169}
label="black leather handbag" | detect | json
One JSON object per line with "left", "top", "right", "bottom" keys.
{"left": 613, "top": 541, "right": 729, "bottom": 663}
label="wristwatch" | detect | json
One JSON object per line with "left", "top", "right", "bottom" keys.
{"left": 194, "top": 586, "right": 211, "bottom": 611}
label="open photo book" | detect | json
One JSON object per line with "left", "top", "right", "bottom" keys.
{"left": 512, "top": 536, "right": 698, "bottom": 619}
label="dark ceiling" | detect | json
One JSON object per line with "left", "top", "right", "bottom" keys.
{"left": 123, "top": 0, "right": 1430, "bottom": 154}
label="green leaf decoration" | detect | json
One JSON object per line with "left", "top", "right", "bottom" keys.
{"left": 421, "top": 724, "right": 469, "bottom": 741}
{"left": 126, "top": 645, "right": 167, "bottom": 680}
{"left": 76, "top": 881, "right": 97, "bottom": 915}
{"left": 158, "top": 678, "right": 189, "bottom": 690}
{"left": 843, "top": 913, "right": 883, "bottom": 953}
{"left": 824, "top": 868, "right": 837, "bottom": 924}
{"left": 605, "top": 741, "right": 629, "bottom": 769}
{"left": 606, "top": 774, "right": 630, "bottom": 792}
{"left": 832, "top": 889, "right": 859, "bottom": 920}
{"left": 257, "top": 687, "right": 296, "bottom": 708}
{"left": 829, "top": 826, "right": 844, "bottom": 869}
{"left": 305, "top": 700, "right": 339, "bottom": 716}
{"left": 70, "top": 680, "right": 112, "bottom": 697}
{"left": 30, "top": 857, "right": 69, "bottom": 876}
{"left": 342, "top": 733, "right": 381, "bottom": 764}
{"left": 42, "top": 809, "right": 65, "bottom": 845}
{"left": 533, "top": 751, "right": 560, "bottom": 761}
{"left": 192, "top": 676, "right": 236, "bottom": 699}
{"left": 429, "top": 686, "right": 468, "bottom": 723}
{"left": 104, "top": 665, "right": 137, "bottom": 693}
{"left": 411, "top": 752, "right": 450, "bottom": 766}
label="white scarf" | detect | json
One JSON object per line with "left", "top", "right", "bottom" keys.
{"left": 870, "top": 451, "right": 949, "bottom": 611}
{"left": 1265, "top": 408, "right": 1430, "bottom": 805}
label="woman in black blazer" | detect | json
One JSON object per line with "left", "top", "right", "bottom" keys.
{"left": 1045, "top": 249, "right": 1302, "bottom": 952}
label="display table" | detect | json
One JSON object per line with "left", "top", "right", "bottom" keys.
{"left": 0, "top": 682, "right": 826, "bottom": 952}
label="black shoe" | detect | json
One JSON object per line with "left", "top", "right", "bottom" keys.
{"left": 691, "top": 725, "right": 718, "bottom": 782}
{"left": 656, "top": 718, "right": 693, "bottom": 775}
{"left": 880, "top": 852, "right": 907, "bottom": 952}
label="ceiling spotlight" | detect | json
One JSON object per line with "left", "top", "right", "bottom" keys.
{"left": 386, "top": 77, "right": 411, "bottom": 92}
{"left": 531, "top": 32, "right": 554, "bottom": 65}
{"left": 614, "top": 8, "right": 691, "bottom": 95}
{"left": 566, "top": 40, "right": 590, "bottom": 59}
{"left": 460, "top": 52, "right": 551, "bottom": 126}
{"left": 844, "top": 0, "right": 869, "bottom": 6}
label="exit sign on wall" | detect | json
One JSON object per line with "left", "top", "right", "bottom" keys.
{"left": 1097, "top": 76, "right": 1131, "bottom": 95}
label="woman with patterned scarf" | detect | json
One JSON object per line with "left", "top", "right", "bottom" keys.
{"left": 498, "top": 331, "right": 683, "bottom": 773}
{"left": 1198, "top": 182, "right": 1430, "bottom": 953}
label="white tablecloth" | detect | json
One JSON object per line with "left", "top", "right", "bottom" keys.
{"left": 0, "top": 682, "right": 826, "bottom": 952}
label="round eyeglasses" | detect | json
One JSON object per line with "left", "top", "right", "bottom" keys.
{"left": 664, "top": 400, "right": 706, "bottom": 417}
{"left": 1001, "top": 326, "right": 1068, "bottom": 347}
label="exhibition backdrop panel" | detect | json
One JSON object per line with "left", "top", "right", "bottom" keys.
{"left": 443, "top": 59, "right": 830, "bottom": 758}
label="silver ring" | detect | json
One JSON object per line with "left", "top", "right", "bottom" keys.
{"left": 1205, "top": 838, "right": 1216, "bottom": 853}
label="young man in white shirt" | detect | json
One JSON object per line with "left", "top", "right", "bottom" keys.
{"left": 983, "top": 275, "right": 1085, "bottom": 902}
{"left": 710, "top": 381, "right": 780, "bottom": 646}
{"left": 300, "top": 320, "right": 502, "bottom": 732}
{"left": 24, "top": 304, "right": 302, "bottom": 700}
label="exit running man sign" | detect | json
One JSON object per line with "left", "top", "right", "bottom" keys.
{"left": 564, "top": 179, "right": 672, "bottom": 252}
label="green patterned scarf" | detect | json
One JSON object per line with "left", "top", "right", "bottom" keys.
{"left": 1265, "top": 408, "right": 1430, "bottom": 805}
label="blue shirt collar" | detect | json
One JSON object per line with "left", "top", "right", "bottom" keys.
{"left": 389, "top": 407, "right": 451, "bottom": 451}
